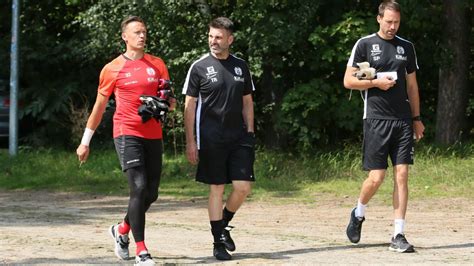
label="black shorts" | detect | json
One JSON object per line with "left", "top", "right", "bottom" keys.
{"left": 114, "top": 135, "right": 163, "bottom": 172}
{"left": 363, "top": 119, "right": 414, "bottom": 170}
{"left": 196, "top": 132, "right": 255, "bottom": 185}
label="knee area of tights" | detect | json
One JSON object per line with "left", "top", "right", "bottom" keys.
{"left": 147, "top": 192, "right": 159, "bottom": 203}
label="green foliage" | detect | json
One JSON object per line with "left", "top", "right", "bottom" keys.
{"left": 0, "top": 1, "right": 99, "bottom": 146}
{"left": 279, "top": 79, "right": 361, "bottom": 151}
{"left": 309, "top": 11, "right": 377, "bottom": 67}
{"left": 74, "top": 1, "right": 209, "bottom": 81}
{"left": 400, "top": 0, "right": 444, "bottom": 134}
{"left": 0, "top": 0, "right": 470, "bottom": 150}
{"left": 275, "top": 10, "right": 376, "bottom": 151}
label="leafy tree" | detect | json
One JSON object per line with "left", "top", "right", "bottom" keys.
{"left": 0, "top": 0, "right": 471, "bottom": 151}
{"left": 1, "top": 0, "right": 96, "bottom": 146}
{"left": 279, "top": 10, "right": 378, "bottom": 151}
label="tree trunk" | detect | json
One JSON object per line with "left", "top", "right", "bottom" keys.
{"left": 435, "top": 0, "right": 470, "bottom": 145}
{"left": 261, "top": 63, "right": 279, "bottom": 149}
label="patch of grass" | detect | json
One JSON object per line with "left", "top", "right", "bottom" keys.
{"left": 0, "top": 148, "right": 127, "bottom": 194}
{"left": 0, "top": 141, "right": 472, "bottom": 201}
{"left": 159, "top": 155, "right": 208, "bottom": 198}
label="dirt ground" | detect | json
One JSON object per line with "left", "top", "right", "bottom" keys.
{"left": 0, "top": 190, "right": 472, "bottom": 265}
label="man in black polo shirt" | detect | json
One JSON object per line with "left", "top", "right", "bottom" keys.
{"left": 343, "top": 1, "right": 425, "bottom": 253}
{"left": 183, "top": 17, "right": 255, "bottom": 260}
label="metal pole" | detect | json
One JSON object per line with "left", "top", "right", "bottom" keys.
{"left": 9, "top": 0, "right": 20, "bottom": 156}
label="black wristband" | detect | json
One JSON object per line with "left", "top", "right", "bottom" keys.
{"left": 412, "top": 116, "right": 421, "bottom": 121}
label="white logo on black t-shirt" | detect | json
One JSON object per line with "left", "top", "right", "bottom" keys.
{"left": 395, "top": 46, "right": 407, "bottom": 61}
{"left": 207, "top": 66, "right": 216, "bottom": 74}
{"left": 234, "top": 67, "right": 242, "bottom": 76}
{"left": 371, "top": 44, "right": 382, "bottom": 57}
{"left": 206, "top": 66, "right": 218, "bottom": 82}
{"left": 397, "top": 46, "right": 405, "bottom": 55}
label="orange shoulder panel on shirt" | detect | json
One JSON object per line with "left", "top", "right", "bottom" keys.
{"left": 97, "top": 55, "right": 126, "bottom": 97}
{"left": 144, "top": 53, "right": 170, "bottom": 80}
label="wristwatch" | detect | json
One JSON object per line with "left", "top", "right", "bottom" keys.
{"left": 412, "top": 116, "right": 421, "bottom": 121}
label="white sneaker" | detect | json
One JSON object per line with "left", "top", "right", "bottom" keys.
{"left": 109, "top": 224, "right": 130, "bottom": 260}
{"left": 134, "top": 251, "right": 156, "bottom": 266}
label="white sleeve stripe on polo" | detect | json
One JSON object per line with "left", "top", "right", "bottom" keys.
{"left": 182, "top": 54, "right": 209, "bottom": 95}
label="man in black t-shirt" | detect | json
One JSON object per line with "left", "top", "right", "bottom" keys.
{"left": 183, "top": 17, "right": 255, "bottom": 261}
{"left": 343, "top": 1, "right": 425, "bottom": 253}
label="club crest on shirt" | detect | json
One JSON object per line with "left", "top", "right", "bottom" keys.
{"left": 146, "top": 67, "right": 156, "bottom": 76}
{"left": 234, "top": 67, "right": 242, "bottom": 76}
{"left": 397, "top": 46, "right": 405, "bottom": 55}
{"left": 396, "top": 45, "right": 407, "bottom": 61}
{"left": 233, "top": 67, "right": 244, "bottom": 82}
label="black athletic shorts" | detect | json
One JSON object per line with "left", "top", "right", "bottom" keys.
{"left": 363, "top": 119, "right": 414, "bottom": 170}
{"left": 196, "top": 132, "right": 255, "bottom": 185}
{"left": 114, "top": 135, "right": 163, "bottom": 172}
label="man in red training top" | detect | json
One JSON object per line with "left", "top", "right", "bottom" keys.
{"left": 76, "top": 16, "right": 176, "bottom": 265}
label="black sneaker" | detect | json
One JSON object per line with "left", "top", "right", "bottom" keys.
{"left": 213, "top": 242, "right": 232, "bottom": 260}
{"left": 346, "top": 208, "right": 365, "bottom": 243}
{"left": 220, "top": 225, "right": 236, "bottom": 251}
{"left": 389, "top": 234, "right": 415, "bottom": 253}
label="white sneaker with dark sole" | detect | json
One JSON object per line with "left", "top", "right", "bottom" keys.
{"left": 135, "top": 252, "right": 156, "bottom": 265}
{"left": 109, "top": 224, "right": 130, "bottom": 260}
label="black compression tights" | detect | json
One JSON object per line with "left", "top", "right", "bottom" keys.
{"left": 124, "top": 164, "right": 161, "bottom": 242}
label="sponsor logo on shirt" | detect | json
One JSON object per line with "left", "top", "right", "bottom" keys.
{"left": 124, "top": 80, "right": 138, "bottom": 86}
{"left": 371, "top": 44, "right": 382, "bottom": 56}
{"left": 371, "top": 44, "right": 382, "bottom": 61}
{"left": 396, "top": 55, "right": 407, "bottom": 60}
{"left": 206, "top": 66, "right": 218, "bottom": 83}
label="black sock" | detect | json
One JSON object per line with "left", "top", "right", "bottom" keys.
{"left": 210, "top": 220, "right": 224, "bottom": 243}
{"left": 222, "top": 207, "right": 235, "bottom": 227}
